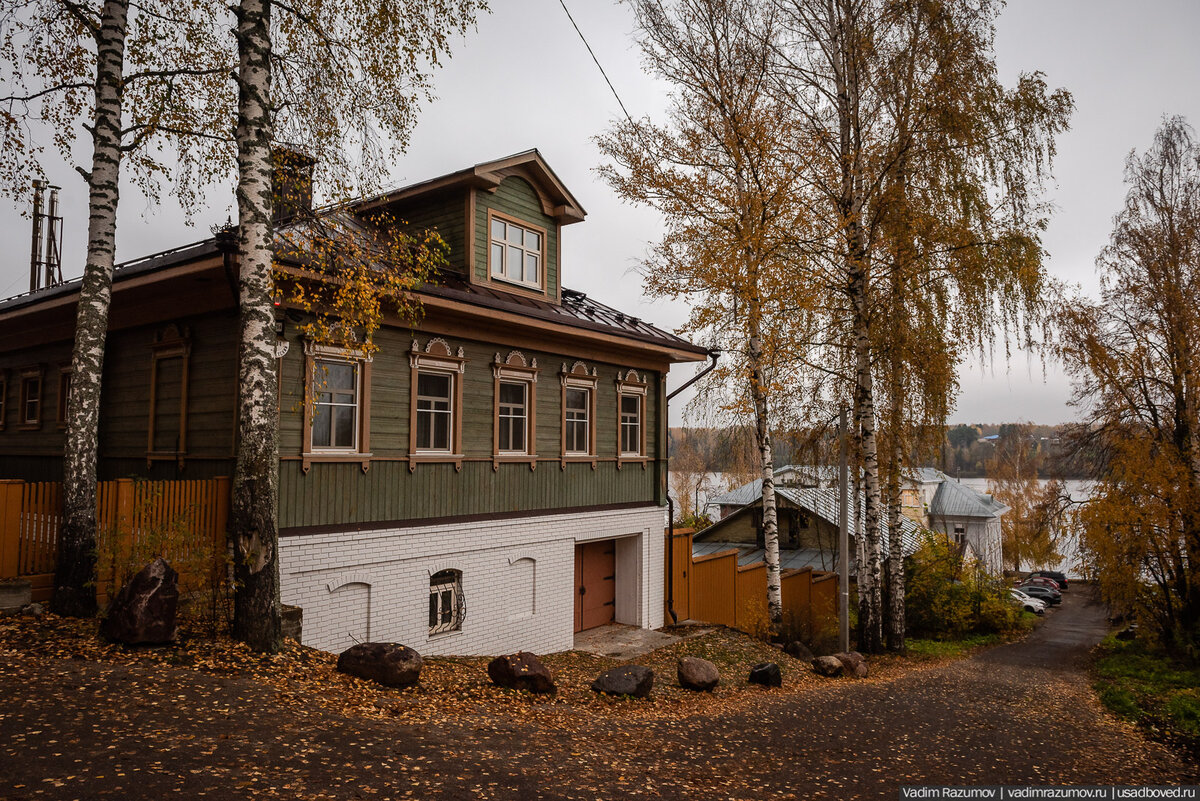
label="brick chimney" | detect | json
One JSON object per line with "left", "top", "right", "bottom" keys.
{"left": 272, "top": 147, "right": 315, "bottom": 223}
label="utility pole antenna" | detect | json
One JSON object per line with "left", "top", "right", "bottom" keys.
{"left": 838, "top": 404, "right": 850, "bottom": 654}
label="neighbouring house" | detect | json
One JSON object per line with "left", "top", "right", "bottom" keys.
{"left": 0, "top": 149, "right": 708, "bottom": 655}
{"left": 696, "top": 475, "right": 922, "bottom": 575}
{"left": 900, "top": 467, "right": 1007, "bottom": 574}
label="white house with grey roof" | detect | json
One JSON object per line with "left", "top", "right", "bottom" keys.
{"left": 902, "top": 468, "right": 1008, "bottom": 573}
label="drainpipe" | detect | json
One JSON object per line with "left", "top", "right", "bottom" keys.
{"left": 663, "top": 350, "right": 719, "bottom": 625}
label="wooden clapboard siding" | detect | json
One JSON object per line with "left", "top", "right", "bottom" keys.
{"left": 474, "top": 176, "right": 559, "bottom": 297}
{"left": 388, "top": 189, "right": 468, "bottom": 274}
{"left": 277, "top": 460, "right": 655, "bottom": 530}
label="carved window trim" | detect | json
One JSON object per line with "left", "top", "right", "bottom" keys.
{"left": 560, "top": 361, "right": 598, "bottom": 469}
{"left": 301, "top": 341, "right": 373, "bottom": 473}
{"left": 55, "top": 366, "right": 72, "bottom": 429}
{"left": 492, "top": 350, "right": 538, "bottom": 470}
{"left": 146, "top": 326, "right": 190, "bottom": 467}
{"left": 409, "top": 338, "right": 466, "bottom": 471}
{"left": 17, "top": 365, "right": 43, "bottom": 431}
{"left": 616, "top": 369, "right": 648, "bottom": 467}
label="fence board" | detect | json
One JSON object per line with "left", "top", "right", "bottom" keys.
{"left": 1, "top": 478, "right": 231, "bottom": 605}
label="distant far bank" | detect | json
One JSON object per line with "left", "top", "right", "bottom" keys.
{"left": 669, "top": 422, "right": 1093, "bottom": 482}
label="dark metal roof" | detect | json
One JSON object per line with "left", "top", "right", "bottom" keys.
{"left": 424, "top": 274, "right": 705, "bottom": 357}
{"left": 0, "top": 235, "right": 704, "bottom": 359}
{"left": 0, "top": 238, "right": 221, "bottom": 315}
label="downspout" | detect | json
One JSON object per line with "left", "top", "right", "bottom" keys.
{"left": 663, "top": 349, "right": 719, "bottom": 624}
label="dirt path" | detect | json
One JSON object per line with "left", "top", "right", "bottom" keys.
{"left": 0, "top": 590, "right": 1193, "bottom": 800}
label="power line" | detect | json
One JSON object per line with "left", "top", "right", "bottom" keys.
{"left": 555, "top": 0, "right": 637, "bottom": 128}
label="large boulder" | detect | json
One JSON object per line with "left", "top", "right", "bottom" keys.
{"left": 100, "top": 558, "right": 179, "bottom": 645}
{"left": 811, "top": 655, "right": 845, "bottom": 677}
{"left": 487, "top": 652, "right": 557, "bottom": 694}
{"left": 591, "top": 665, "right": 654, "bottom": 698}
{"left": 784, "top": 641, "right": 815, "bottom": 661}
{"left": 833, "top": 651, "right": 869, "bottom": 678}
{"left": 337, "top": 643, "right": 423, "bottom": 688}
{"left": 748, "top": 662, "right": 782, "bottom": 687}
{"left": 677, "top": 657, "right": 720, "bottom": 692}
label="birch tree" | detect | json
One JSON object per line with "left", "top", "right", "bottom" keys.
{"left": 0, "top": 0, "right": 231, "bottom": 616}
{"left": 229, "top": 0, "right": 483, "bottom": 650}
{"left": 771, "top": 0, "right": 1070, "bottom": 652}
{"left": 598, "top": 0, "right": 816, "bottom": 628}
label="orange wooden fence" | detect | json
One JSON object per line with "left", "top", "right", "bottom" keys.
{"left": 664, "top": 529, "right": 839, "bottom": 640}
{"left": 0, "top": 477, "right": 230, "bottom": 604}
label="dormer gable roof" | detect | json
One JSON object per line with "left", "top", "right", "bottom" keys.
{"left": 354, "top": 149, "right": 587, "bottom": 225}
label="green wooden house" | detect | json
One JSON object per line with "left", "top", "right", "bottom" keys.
{"left": 0, "top": 150, "right": 707, "bottom": 655}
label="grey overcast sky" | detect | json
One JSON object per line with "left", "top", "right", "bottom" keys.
{"left": 2, "top": 0, "right": 1198, "bottom": 426}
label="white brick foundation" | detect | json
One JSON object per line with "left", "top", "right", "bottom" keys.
{"left": 279, "top": 505, "right": 667, "bottom": 656}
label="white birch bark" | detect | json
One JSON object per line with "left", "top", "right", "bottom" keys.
{"left": 54, "top": 0, "right": 130, "bottom": 617}
{"left": 749, "top": 313, "right": 782, "bottom": 627}
{"left": 231, "top": 0, "right": 281, "bottom": 651}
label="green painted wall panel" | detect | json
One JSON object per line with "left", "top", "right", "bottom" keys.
{"left": 474, "top": 177, "right": 559, "bottom": 297}
{"left": 278, "top": 459, "right": 655, "bottom": 529}
{"left": 389, "top": 189, "right": 467, "bottom": 275}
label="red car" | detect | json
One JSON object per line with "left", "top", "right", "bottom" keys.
{"left": 1020, "top": 576, "right": 1062, "bottom": 592}
{"left": 1027, "top": 570, "right": 1069, "bottom": 591}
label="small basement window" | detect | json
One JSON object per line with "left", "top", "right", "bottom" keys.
{"left": 429, "top": 569, "right": 463, "bottom": 635}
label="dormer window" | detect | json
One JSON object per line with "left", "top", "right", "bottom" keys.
{"left": 489, "top": 214, "right": 543, "bottom": 289}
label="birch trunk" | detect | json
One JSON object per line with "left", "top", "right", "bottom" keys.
{"left": 885, "top": 418, "right": 905, "bottom": 651}
{"left": 231, "top": 0, "right": 281, "bottom": 652}
{"left": 748, "top": 311, "right": 782, "bottom": 627}
{"left": 53, "top": 0, "right": 130, "bottom": 618}
{"left": 850, "top": 267, "right": 884, "bottom": 653}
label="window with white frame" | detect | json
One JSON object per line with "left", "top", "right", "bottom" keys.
{"left": 415, "top": 371, "right": 454, "bottom": 452}
{"left": 311, "top": 358, "right": 360, "bottom": 450}
{"left": 19, "top": 368, "right": 42, "bottom": 428}
{"left": 620, "top": 392, "right": 642, "bottom": 456}
{"left": 429, "top": 569, "right": 463, "bottom": 635}
{"left": 564, "top": 387, "right": 590, "bottom": 455}
{"left": 497, "top": 380, "right": 529, "bottom": 453}
{"left": 489, "top": 216, "right": 542, "bottom": 288}
{"left": 953, "top": 523, "right": 966, "bottom": 546}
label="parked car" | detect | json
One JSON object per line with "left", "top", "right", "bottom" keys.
{"left": 1018, "top": 584, "right": 1062, "bottom": 606}
{"left": 1010, "top": 589, "right": 1046, "bottom": 614}
{"left": 1028, "top": 570, "right": 1069, "bottom": 590}
{"left": 1021, "top": 576, "right": 1063, "bottom": 592}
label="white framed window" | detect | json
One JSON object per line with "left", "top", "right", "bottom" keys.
{"left": 18, "top": 367, "right": 42, "bottom": 429}
{"left": 620, "top": 392, "right": 642, "bottom": 456}
{"left": 415, "top": 371, "right": 454, "bottom": 452}
{"left": 311, "top": 358, "right": 361, "bottom": 451}
{"left": 429, "top": 569, "right": 463, "bottom": 635}
{"left": 564, "top": 387, "right": 590, "bottom": 455}
{"left": 489, "top": 215, "right": 543, "bottom": 288}
{"left": 953, "top": 523, "right": 966, "bottom": 546}
{"left": 498, "top": 380, "right": 528, "bottom": 453}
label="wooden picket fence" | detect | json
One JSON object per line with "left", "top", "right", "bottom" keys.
{"left": 664, "top": 528, "right": 839, "bottom": 642}
{"left": 0, "top": 477, "right": 230, "bottom": 604}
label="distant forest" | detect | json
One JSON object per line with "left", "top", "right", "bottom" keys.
{"left": 668, "top": 423, "right": 1092, "bottom": 480}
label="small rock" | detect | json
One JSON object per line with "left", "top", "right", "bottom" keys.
{"left": 100, "top": 558, "right": 179, "bottom": 645}
{"left": 337, "top": 642, "right": 423, "bottom": 688}
{"left": 784, "top": 641, "right": 814, "bottom": 661}
{"left": 748, "top": 662, "right": 782, "bottom": 687}
{"left": 21, "top": 602, "right": 44, "bottom": 618}
{"left": 591, "top": 665, "right": 654, "bottom": 698}
{"left": 811, "top": 655, "right": 845, "bottom": 677}
{"left": 487, "top": 652, "right": 557, "bottom": 694}
{"left": 677, "top": 657, "right": 719, "bottom": 692}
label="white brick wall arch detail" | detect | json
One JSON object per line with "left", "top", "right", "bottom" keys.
{"left": 507, "top": 552, "right": 538, "bottom": 566}
{"left": 326, "top": 574, "right": 373, "bottom": 593}
{"left": 427, "top": 562, "right": 466, "bottom": 577}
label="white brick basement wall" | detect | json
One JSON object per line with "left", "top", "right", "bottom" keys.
{"left": 279, "top": 504, "right": 668, "bottom": 656}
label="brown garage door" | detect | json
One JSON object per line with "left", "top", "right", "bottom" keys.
{"left": 574, "top": 539, "right": 616, "bottom": 632}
